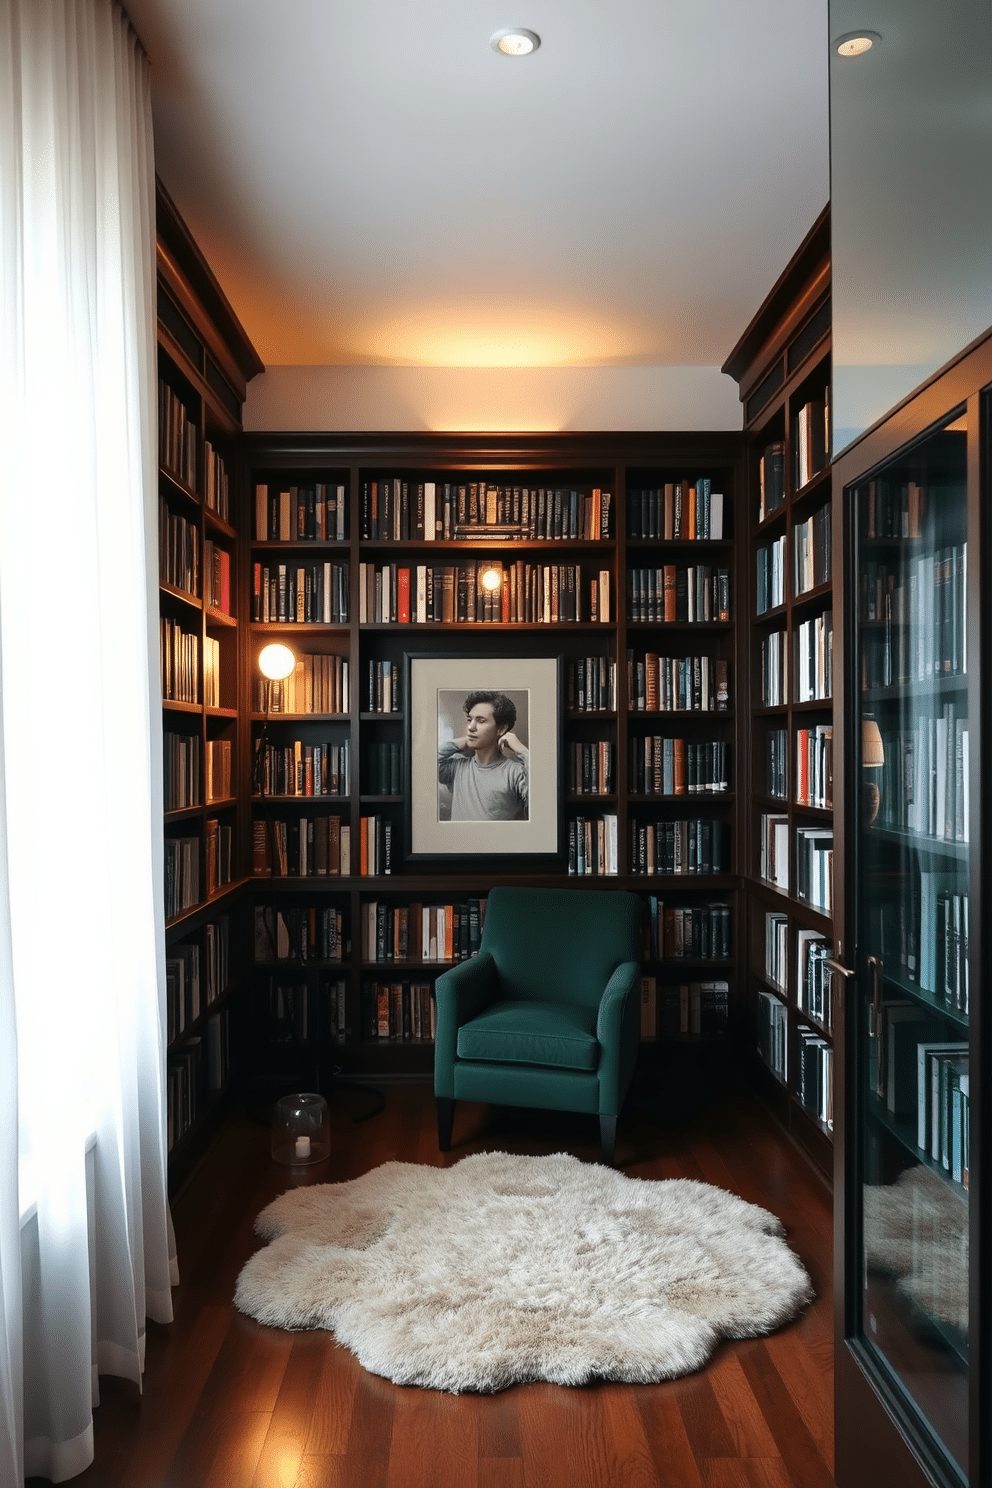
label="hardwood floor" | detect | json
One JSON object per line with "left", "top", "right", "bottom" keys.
{"left": 61, "top": 1075, "right": 834, "bottom": 1488}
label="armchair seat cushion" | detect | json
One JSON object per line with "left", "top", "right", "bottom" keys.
{"left": 456, "top": 999, "right": 599, "bottom": 1072}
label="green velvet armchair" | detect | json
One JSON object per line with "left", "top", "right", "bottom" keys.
{"left": 433, "top": 885, "right": 642, "bottom": 1165}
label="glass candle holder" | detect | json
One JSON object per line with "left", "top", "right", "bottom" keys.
{"left": 271, "top": 1091, "right": 330, "bottom": 1166}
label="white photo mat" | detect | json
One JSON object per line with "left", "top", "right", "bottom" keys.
{"left": 407, "top": 654, "right": 559, "bottom": 857}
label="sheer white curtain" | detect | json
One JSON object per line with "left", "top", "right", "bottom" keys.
{"left": 0, "top": 0, "right": 178, "bottom": 1481}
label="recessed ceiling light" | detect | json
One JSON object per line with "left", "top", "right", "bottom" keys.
{"left": 835, "top": 30, "right": 881, "bottom": 57}
{"left": 490, "top": 28, "right": 540, "bottom": 56}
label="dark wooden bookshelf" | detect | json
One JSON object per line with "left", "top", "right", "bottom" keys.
{"left": 722, "top": 204, "right": 835, "bottom": 1176}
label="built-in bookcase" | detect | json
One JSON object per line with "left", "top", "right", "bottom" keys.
{"left": 156, "top": 180, "right": 263, "bottom": 1190}
{"left": 722, "top": 206, "right": 835, "bottom": 1175}
{"left": 236, "top": 435, "right": 744, "bottom": 1082}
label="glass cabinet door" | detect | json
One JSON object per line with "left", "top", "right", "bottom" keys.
{"left": 851, "top": 411, "right": 970, "bottom": 1482}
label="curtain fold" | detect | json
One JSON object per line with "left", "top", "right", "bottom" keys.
{"left": 0, "top": 0, "right": 177, "bottom": 1480}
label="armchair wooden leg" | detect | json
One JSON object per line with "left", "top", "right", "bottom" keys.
{"left": 437, "top": 1097, "right": 455, "bottom": 1152}
{"left": 599, "top": 1114, "right": 617, "bottom": 1167}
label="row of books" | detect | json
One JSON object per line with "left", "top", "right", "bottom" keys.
{"left": 763, "top": 917, "right": 834, "bottom": 1033}
{"left": 872, "top": 1006, "right": 969, "bottom": 1181}
{"left": 361, "top": 981, "right": 436, "bottom": 1042}
{"left": 627, "top": 480, "right": 724, "bottom": 541}
{"left": 365, "top": 741, "right": 402, "bottom": 796}
{"left": 766, "top": 727, "right": 788, "bottom": 800}
{"left": 757, "top": 442, "right": 785, "bottom": 521}
{"left": 160, "top": 618, "right": 199, "bottom": 704}
{"left": 203, "top": 441, "right": 230, "bottom": 521}
{"left": 360, "top": 479, "right": 612, "bottom": 543}
{"left": 794, "top": 394, "right": 829, "bottom": 490}
{"left": 257, "top": 653, "right": 350, "bottom": 715}
{"left": 158, "top": 378, "right": 197, "bottom": 490}
{"left": 627, "top": 565, "right": 731, "bottom": 625}
{"left": 796, "top": 725, "right": 833, "bottom": 809}
{"left": 253, "top": 904, "right": 348, "bottom": 963}
{"left": 567, "top": 656, "right": 616, "bottom": 712}
{"left": 639, "top": 977, "right": 730, "bottom": 1039}
{"left": 164, "top": 732, "right": 199, "bottom": 811}
{"left": 796, "top": 828, "right": 833, "bottom": 913}
{"left": 204, "top": 817, "right": 233, "bottom": 898}
{"left": 872, "top": 877, "right": 969, "bottom": 1011}
{"left": 165, "top": 835, "right": 199, "bottom": 920}
{"left": 205, "top": 739, "right": 232, "bottom": 802}
{"left": 629, "top": 819, "right": 729, "bottom": 877}
{"left": 567, "top": 814, "right": 618, "bottom": 875}
{"left": 252, "top": 815, "right": 351, "bottom": 877}
{"left": 794, "top": 503, "right": 831, "bottom": 595}
{"left": 863, "top": 478, "right": 925, "bottom": 540}
{"left": 874, "top": 708, "right": 969, "bottom": 843}
{"left": 251, "top": 561, "right": 350, "bottom": 625}
{"left": 860, "top": 545, "right": 968, "bottom": 687}
{"left": 254, "top": 738, "right": 351, "bottom": 798}
{"left": 627, "top": 652, "right": 730, "bottom": 713}
{"left": 203, "top": 540, "right": 231, "bottom": 614}
{"left": 361, "top": 660, "right": 399, "bottom": 714}
{"left": 796, "top": 1029, "right": 833, "bottom": 1128}
{"left": 159, "top": 500, "right": 199, "bottom": 596}
{"left": 361, "top": 814, "right": 394, "bottom": 876}
{"left": 167, "top": 1038, "right": 203, "bottom": 1152}
{"left": 755, "top": 535, "right": 786, "bottom": 614}
{"left": 567, "top": 740, "right": 615, "bottom": 796}
{"left": 628, "top": 738, "right": 730, "bottom": 797}
{"left": 759, "top": 813, "right": 789, "bottom": 891}
{"left": 756, "top": 989, "right": 788, "bottom": 1081}
{"left": 798, "top": 933, "right": 834, "bottom": 1032}
{"left": 760, "top": 631, "right": 786, "bottom": 708}
{"left": 358, "top": 560, "right": 612, "bottom": 625}
{"left": 641, "top": 897, "right": 733, "bottom": 961}
{"left": 360, "top": 897, "right": 488, "bottom": 964}
{"left": 165, "top": 916, "right": 230, "bottom": 1044}
{"left": 254, "top": 482, "right": 347, "bottom": 543}
{"left": 260, "top": 976, "right": 349, "bottom": 1046}
{"left": 796, "top": 611, "right": 833, "bottom": 702}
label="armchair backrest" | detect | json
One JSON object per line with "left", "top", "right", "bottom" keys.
{"left": 478, "top": 886, "right": 641, "bottom": 1008}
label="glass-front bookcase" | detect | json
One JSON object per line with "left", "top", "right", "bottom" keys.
{"left": 834, "top": 332, "right": 990, "bottom": 1488}
{"left": 853, "top": 414, "right": 969, "bottom": 1476}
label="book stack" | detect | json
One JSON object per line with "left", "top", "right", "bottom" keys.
{"left": 642, "top": 897, "right": 732, "bottom": 961}
{"left": 255, "top": 482, "right": 347, "bottom": 542}
{"left": 626, "top": 564, "right": 730, "bottom": 623}
{"left": 627, "top": 652, "right": 730, "bottom": 713}
{"left": 567, "top": 656, "right": 616, "bottom": 712}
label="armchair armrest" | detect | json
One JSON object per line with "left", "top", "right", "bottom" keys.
{"left": 433, "top": 952, "right": 499, "bottom": 1098}
{"left": 595, "top": 960, "right": 641, "bottom": 1114}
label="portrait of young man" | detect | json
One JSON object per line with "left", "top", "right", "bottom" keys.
{"left": 437, "top": 689, "right": 530, "bottom": 822}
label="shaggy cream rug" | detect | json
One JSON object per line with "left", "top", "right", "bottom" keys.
{"left": 234, "top": 1151, "right": 813, "bottom": 1392}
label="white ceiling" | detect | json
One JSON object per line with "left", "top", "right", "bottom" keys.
{"left": 126, "top": 0, "right": 830, "bottom": 371}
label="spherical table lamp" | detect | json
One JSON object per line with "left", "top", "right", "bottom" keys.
{"left": 272, "top": 1091, "right": 330, "bottom": 1166}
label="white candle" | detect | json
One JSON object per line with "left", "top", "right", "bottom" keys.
{"left": 294, "top": 1135, "right": 311, "bottom": 1159}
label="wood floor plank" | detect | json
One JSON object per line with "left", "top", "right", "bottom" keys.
{"left": 705, "top": 1354, "right": 780, "bottom": 1459}
{"left": 301, "top": 1341, "right": 361, "bottom": 1457}
{"left": 337, "top": 1370, "right": 395, "bottom": 1488}
{"left": 475, "top": 1389, "right": 522, "bottom": 1458}
{"left": 386, "top": 1387, "right": 478, "bottom": 1488}
{"left": 293, "top": 1457, "right": 347, "bottom": 1488}
{"left": 675, "top": 1371, "right": 739, "bottom": 1459}
{"left": 634, "top": 1386, "right": 706, "bottom": 1488}
{"left": 201, "top": 1410, "right": 271, "bottom": 1488}
{"left": 516, "top": 1384, "right": 660, "bottom": 1488}
{"left": 479, "top": 1460, "right": 525, "bottom": 1488}
{"left": 737, "top": 1343, "right": 834, "bottom": 1488}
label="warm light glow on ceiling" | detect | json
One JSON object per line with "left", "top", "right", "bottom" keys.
{"left": 835, "top": 31, "right": 880, "bottom": 57}
{"left": 491, "top": 28, "right": 540, "bottom": 56}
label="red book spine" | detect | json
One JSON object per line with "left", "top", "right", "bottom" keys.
{"left": 397, "top": 567, "right": 411, "bottom": 624}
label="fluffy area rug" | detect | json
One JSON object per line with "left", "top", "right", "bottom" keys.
{"left": 234, "top": 1150, "right": 813, "bottom": 1393}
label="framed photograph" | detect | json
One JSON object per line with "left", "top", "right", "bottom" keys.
{"left": 405, "top": 653, "right": 561, "bottom": 861}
